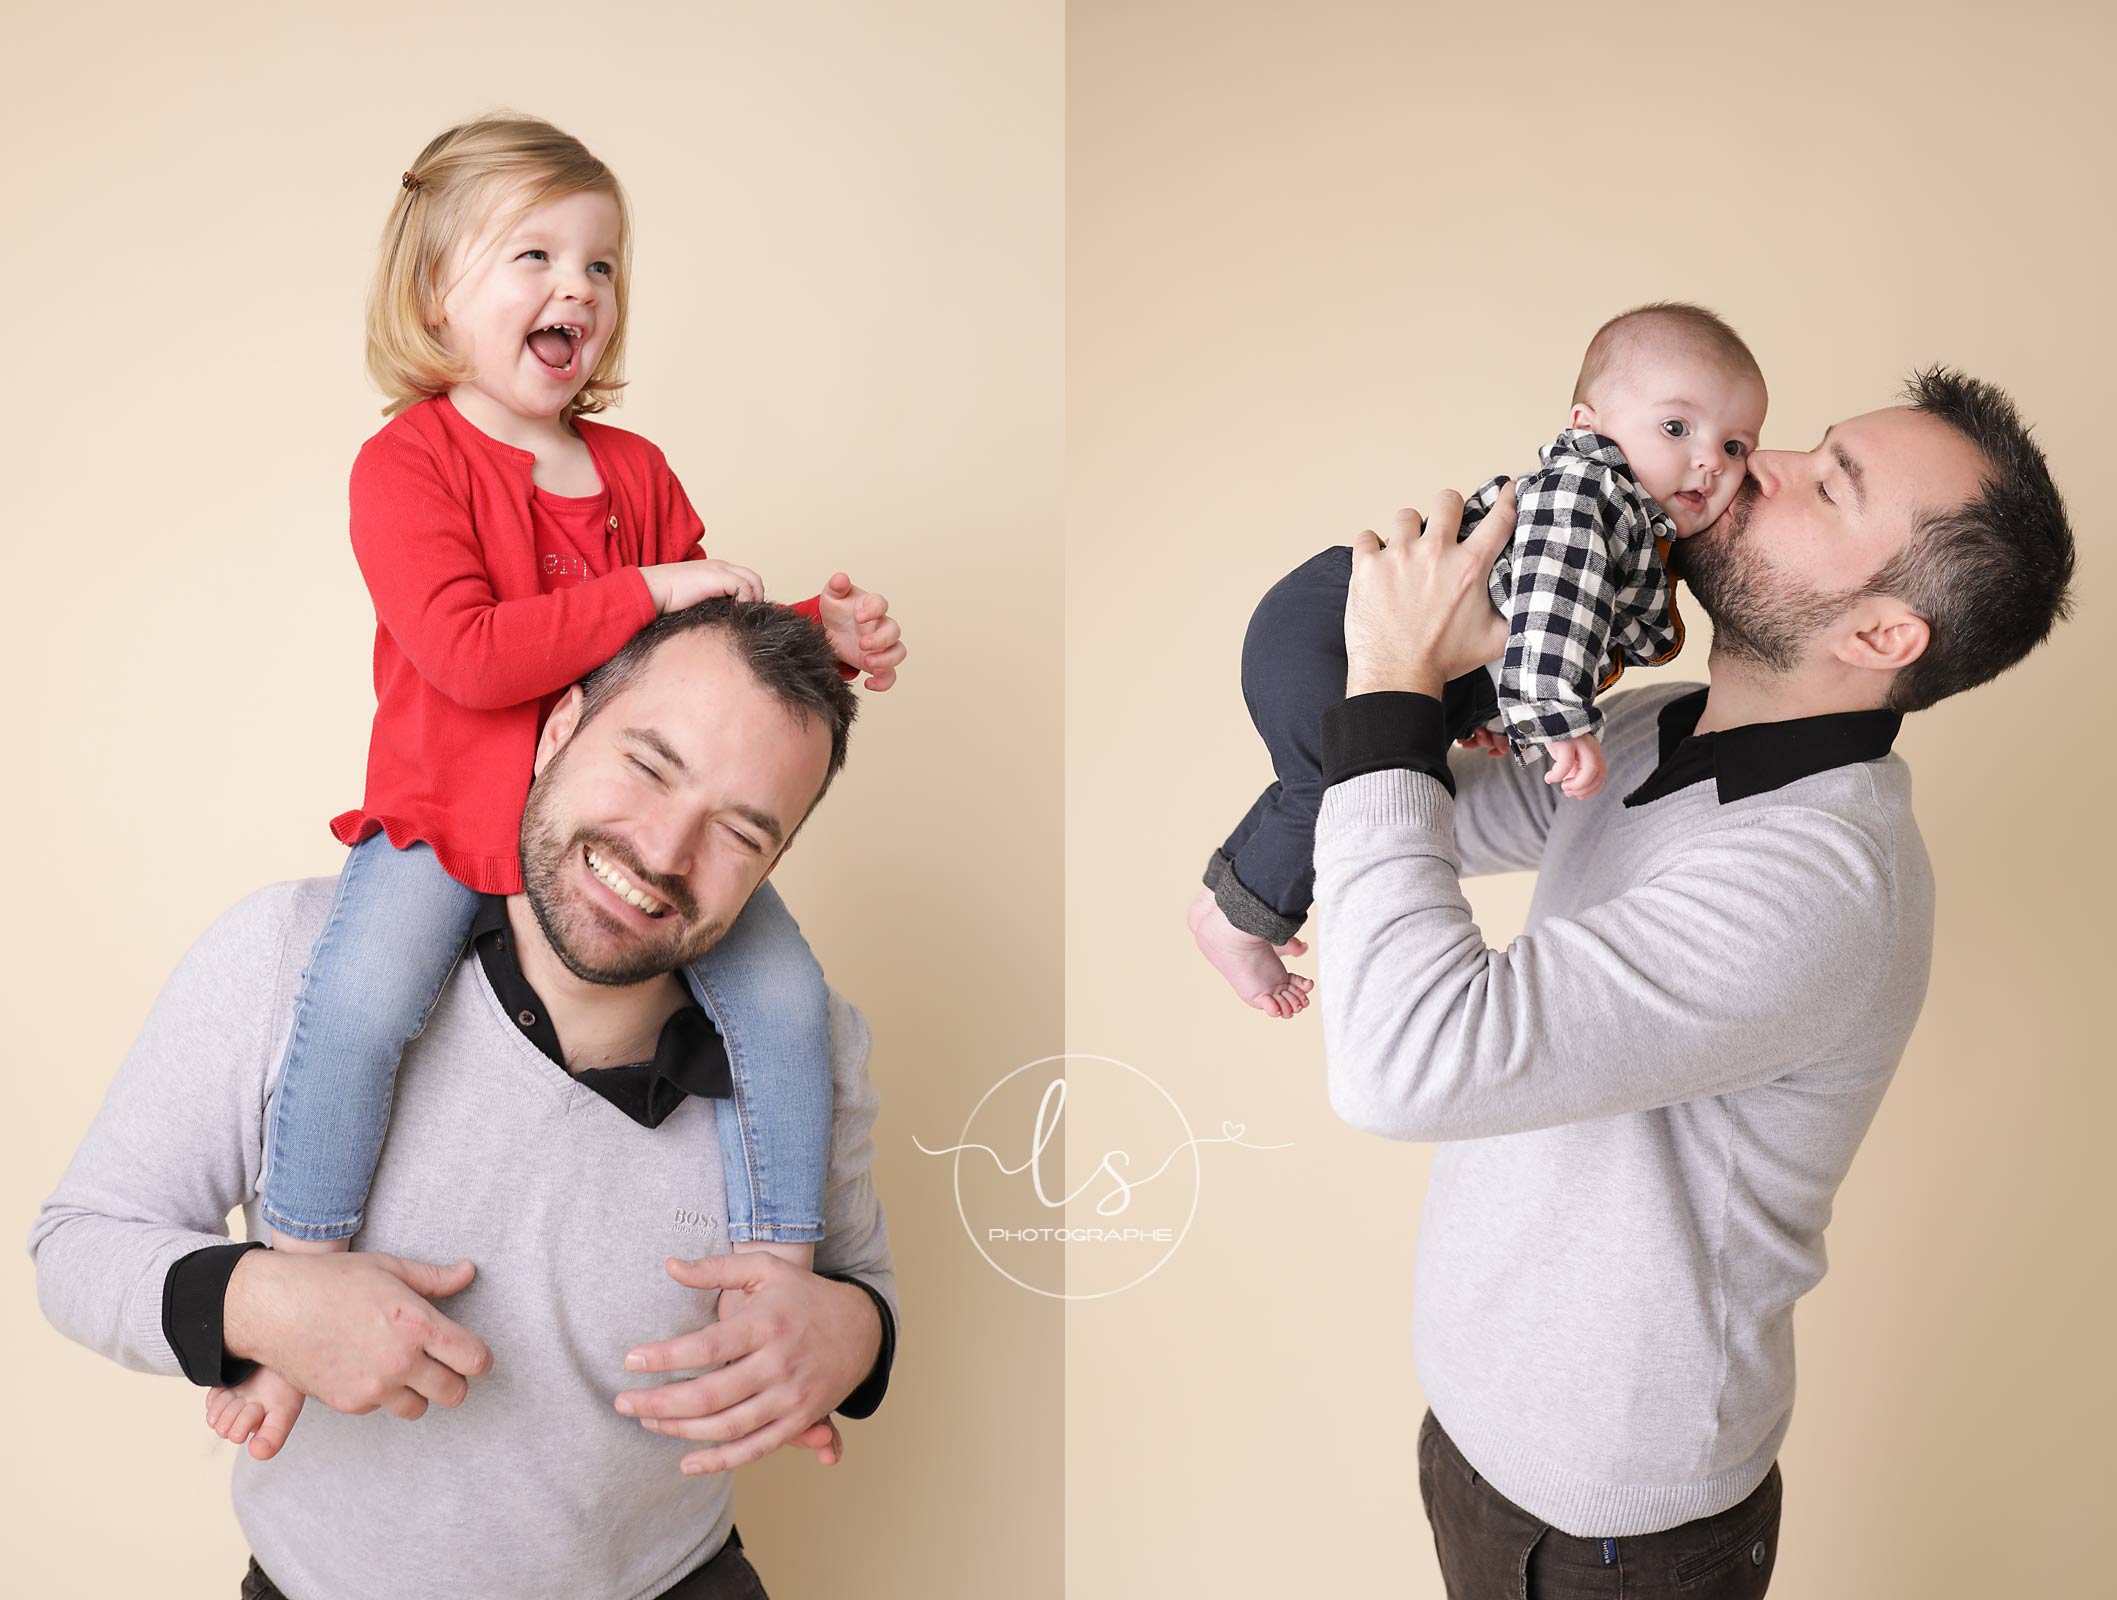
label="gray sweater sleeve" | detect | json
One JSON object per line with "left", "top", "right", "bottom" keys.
{"left": 28, "top": 886, "right": 290, "bottom": 1375}
{"left": 1444, "top": 734, "right": 1562, "bottom": 877}
{"left": 814, "top": 990, "right": 900, "bottom": 1341}
{"left": 1313, "top": 769, "right": 1901, "bottom": 1141}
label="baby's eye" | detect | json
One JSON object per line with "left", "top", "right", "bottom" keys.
{"left": 1817, "top": 482, "right": 1834, "bottom": 506}
{"left": 590, "top": 261, "right": 613, "bottom": 276}
{"left": 1660, "top": 419, "right": 1690, "bottom": 439}
{"left": 518, "top": 249, "right": 547, "bottom": 261}
{"left": 1723, "top": 440, "right": 1749, "bottom": 459}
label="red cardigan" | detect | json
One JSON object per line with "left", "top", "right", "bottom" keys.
{"left": 331, "top": 393, "right": 834, "bottom": 894}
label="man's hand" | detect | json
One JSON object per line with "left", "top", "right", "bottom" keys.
{"left": 1345, "top": 484, "right": 1514, "bottom": 698}
{"left": 815, "top": 572, "right": 907, "bottom": 690}
{"left": 614, "top": 1252, "right": 884, "bottom": 1475}
{"left": 222, "top": 1249, "right": 493, "bottom": 1420}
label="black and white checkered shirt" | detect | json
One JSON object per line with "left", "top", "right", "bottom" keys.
{"left": 1461, "top": 428, "right": 1686, "bottom": 751}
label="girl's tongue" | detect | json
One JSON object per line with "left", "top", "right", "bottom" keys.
{"left": 527, "top": 329, "right": 573, "bottom": 369}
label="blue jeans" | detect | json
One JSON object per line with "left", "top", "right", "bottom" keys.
{"left": 1207, "top": 544, "right": 1502, "bottom": 946}
{"left": 260, "top": 833, "right": 831, "bottom": 1245}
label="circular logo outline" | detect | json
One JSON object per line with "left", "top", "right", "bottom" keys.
{"left": 950, "top": 1052, "right": 1201, "bottom": 1301}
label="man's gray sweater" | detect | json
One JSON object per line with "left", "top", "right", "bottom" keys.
{"left": 30, "top": 878, "right": 898, "bottom": 1600}
{"left": 1314, "top": 682, "right": 1932, "bottom": 1537}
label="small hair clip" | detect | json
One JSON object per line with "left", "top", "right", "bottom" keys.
{"left": 401, "top": 170, "right": 422, "bottom": 192}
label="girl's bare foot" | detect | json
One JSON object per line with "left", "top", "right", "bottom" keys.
{"left": 199, "top": 1227, "right": 344, "bottom": 1457}
{"left": 206, "top": 1364, "right": 307, "bottom": 1461}
{"left": 1187, "top": 885, "right": 1315, "bottom": 1018}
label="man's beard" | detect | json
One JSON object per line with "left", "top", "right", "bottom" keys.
{"left": 1672, "top": 479, "right": 1858, "bottom": 673}
{"left": 517, "top": 742, "right": 730, "bottom": 986}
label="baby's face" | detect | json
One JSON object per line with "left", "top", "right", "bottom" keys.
{"left": 1573, "top": 353, "right": 1767, "bottom": 537}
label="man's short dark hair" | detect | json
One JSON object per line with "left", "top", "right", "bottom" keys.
{"left": 574, "top": 598, "right": 859, "bottom": 830}
{"left": 1864, "top": 367, "right": 2076, "bottom": 713}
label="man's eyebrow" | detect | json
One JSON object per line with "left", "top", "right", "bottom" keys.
{"left": 1819, "top": 425, "right": 1868, "bottom": 512}
{"left": 728, "top": 804, "right": 787, "bottom": 848}
{"left": 620, "top": 727, "right": 787, "bottom": 846}
{"left": 621, "top": 727, "right": 689, "bottom": 775}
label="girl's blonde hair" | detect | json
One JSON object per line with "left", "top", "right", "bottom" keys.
{"left": 367, "top": 111, "right": 632, "bottom": 420}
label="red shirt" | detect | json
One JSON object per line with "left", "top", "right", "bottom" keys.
{"left": 331, "top": 393, "right": 836, "bottom": 894}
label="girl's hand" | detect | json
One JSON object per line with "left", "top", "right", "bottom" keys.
{"left": 642, "top": 559, "right": 765, "bottom": 614}
{"left": 815, "top": 572, "right": 907, "bottom": 691}
{"left": 1456, "top": 726, "right": 1509, "bottom": 759}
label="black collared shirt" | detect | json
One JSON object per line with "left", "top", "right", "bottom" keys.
{"left": 1618, "top": 686, "right": 1903, "bottom": 808}
{"left": 1320, "top": 684, "right": 1904, "bottom": 807}
{"left": 163, "top": 894, "right": 894, "bottom": 1420}
{"left": 466, "top": 893, "right": 734, "bottom": 1125}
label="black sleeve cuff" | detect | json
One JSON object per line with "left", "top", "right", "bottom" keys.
{"left": 816, "top": 1271, "right": 895, "bottom": 1420}
{"left": 1321, "top": 691, "right": 1456, "bottom": 797}
{"left": 162, "top": 1241, "right": 266, "bottom": 1387}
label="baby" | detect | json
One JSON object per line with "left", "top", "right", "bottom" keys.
{"left": 1191, "top": 301, "right": 1767, "bottom": 1016}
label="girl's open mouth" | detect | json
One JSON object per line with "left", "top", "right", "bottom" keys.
{"left": 526, "top": 323, "right": 582, "bottom": 379}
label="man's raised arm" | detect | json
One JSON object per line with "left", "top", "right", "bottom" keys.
{"left": 1314, "top": 738, "right": 1902, "bottom": 1140}
{"left": 1442, "top": 722, "right": 1565, "bottom": 878}
{"left": 1315, "top": 494, "right": 1901, "bottom": 1142}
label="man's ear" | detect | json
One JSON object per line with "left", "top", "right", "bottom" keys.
{"left": 534, "top": 687, "right": 587, "bottom": 778}
{"left": 1840, "top": 603, "right": 1930, "bottom": 679}
{"left": 1569, "top": 402, "right": 1598, "bottom": 431}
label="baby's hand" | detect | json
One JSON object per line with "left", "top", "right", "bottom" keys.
{"left": 1456, "top": 726, "right": 1509, "bottom": 759}
{"left": 641, "top": 559, "right": 766, "bottom": 614}
{"left": 1541, "top": 734, "right": 1606, "bottom": 799}
{"left": 815, "top": 573, "right": 907, "bottom": 691}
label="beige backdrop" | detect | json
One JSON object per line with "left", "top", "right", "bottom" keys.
{"left": 1066, "top": 2, "right": 2109, "bottom": 1597}
{"left": 11, "top": 2, "right": 2113, "bottom": 1596}
{"left": 5, "top": 1, "right": 1061, "bottom": 1595}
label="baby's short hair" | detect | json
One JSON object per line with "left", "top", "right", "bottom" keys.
{"left": 367, "top": 110, "right": 633, "bottom": 421}
{"left": 1572, "top": 301, "right": 1764, "bottom": 407}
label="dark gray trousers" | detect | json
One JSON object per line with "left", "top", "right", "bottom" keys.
{"left": 240, "top": 1523, "right": 768, "bottom": 1600}
{"left": 1418, "top": 1411, "right": 1782, "bottom": 1598}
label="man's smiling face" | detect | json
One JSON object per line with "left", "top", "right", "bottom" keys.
{"left": 1673, "top": 405, "right": 1989, "bottom": 673}
{"left": 517, "top": 628, "right": 834, "bottom": 986}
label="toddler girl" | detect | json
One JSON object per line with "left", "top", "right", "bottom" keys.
{"left": 205, "top": 113, "right": 906, "bottom": 1457}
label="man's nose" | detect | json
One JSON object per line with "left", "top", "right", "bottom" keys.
{"left": 624, "top": 816, "right": 696, "bottom": 889}
{"left": 1743, "top": 450, "right": 1794, "bottom": 497}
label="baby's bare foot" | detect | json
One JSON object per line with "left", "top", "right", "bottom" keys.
{"left": 1187, "top": 886, "right": 1315, "bottom": 1018}
{"left": 206, "top": 1365, "right": 307, "bottom": 1461}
